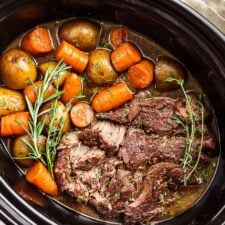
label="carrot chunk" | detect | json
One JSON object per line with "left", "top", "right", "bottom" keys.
{"left": 61, "top": 73, "right": 82, "bottom": 104}
{"left": 70, "top": 102, "right": 94, "bottom": 128}
{"left": 128, "top": 59, "right": 154, "bottom": 89}
{"left": 91, "top": 82, "right": 133, "bottom": 112}
{"left": 23, "top": 81, "right": 56, "bottom": 104}
{"left": 26, "top": 161, "right": 58, "bottom": 196}
{"left": 111, "top": 42, "right": 142, "bottom": 72}
{"left": 21, "top": 27, "right": 53, "bottom": 56}
{"left": 109, "top": 27, "right": 129, "bottom": 48}
{"left": 0, "top": 112, "right": 30, "bottom": 136}
{"left": 55, "top": 41, "right": 88, "bottom": 73}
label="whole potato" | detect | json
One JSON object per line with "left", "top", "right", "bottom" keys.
{"left": 39, "top": 61, "right": 70, "bottom": 87}
{"left": 58, "top": 19, "right": 101, "bottom": 51}
{"left": 155, "top": 55, "right": 188, "bottom": 92}
{"left": 40, "top": 100, "right": 71, "bottom": 134}
{"left": 86, "top": 49, "right": 118, "bottom": 85}
{"left": 12, "top": 135, "right": 46, "bottom": 167}
{"left": 0, "top": 87, "right": 26, "bottom": 116}
{"left": 0, "top": 49, "right": 37, "bottom": 89}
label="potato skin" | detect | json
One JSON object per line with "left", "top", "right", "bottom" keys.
{"left": 58, "top": 19, "right": 101, "bottom": 51}
{"left": 39, "top": 61, "right": 69, "bottom": 87}
{"left": 0, "top": 87, "right": 26, "bottom": 116}
{"left": 86, "top": 49, "right": 118, "bottom": 85}
{"left": 12, "top": 135, "right": 46, "bottom": 167}
{"left": 40, "top": 100, "right": 71, "bottom": 134}
{"left": 155, "top": 55, "right": 188, "bottom": 92}
{"left": 0, "top": 49, "right": 37, "bottom": 89}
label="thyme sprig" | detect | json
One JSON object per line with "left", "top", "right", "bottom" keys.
{"left": 21, "top": 61, "right": 70, "bottom": 169}
{"left": 165, "top": 77, "right": 205, "bottom": 185}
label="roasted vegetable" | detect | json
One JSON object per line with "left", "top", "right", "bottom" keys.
{"left": 86, "top": 49, "right": 118, "bottom": 85}
{"left": 12, "top": 135, "right": 46, "bottom": 167}
{"left": 21, "top": 27, "right": 53, "bottom": 56}
{"left": 0, "top": 49, "right": 37, "bottom": 89}
{"left": 23, "top": 81, "right": 56, "bottom": 105}
{"left": 0, "top": 112, "right": 30, "bottom": 137}
{"left": 91, "top": 82, "right": 133, "bottom": 112}
{"left": 39, "top": 61, "right": 70, "bottom": 87}
{"left": 0, "top": 87, "right": 26, "bottom": 116}
{"left": 70, "top": 102, "right": 94, "bottom": 128}
{"left": 58, "top": 19, "right": 101, "bottom": 51}
{"left": 55, "top": 41, "right": 88, "bottom": 73}
{"left": 109, "top": 27, "right": 128, "bottom": 48}
{"left": 40, "top": 100, "right": 71, "bottom": 134}
{"left": 61, "top": 73, "right": 82, "bottom": 104}
{"left": 26, "top": 161, "right": 58, "bottom": 196}
{"left": 128, "top": 59, "right": 154, "bottom": 89}
{"left": 155, "top": 55, "right": 188, "bottom": 92}
{"left": 111, "top": 42, "right": 142, "bottom": 72}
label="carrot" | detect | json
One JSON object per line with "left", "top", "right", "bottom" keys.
{"left": 128, "top": 59, "right": 154, "bottom": 89}
{"left": 91, "top": 82, "right": 133, "bottom": 112}
{"left": 23, "top": 81, "right": 56, "bottom": 104}
{"left": 55, "top": 41, "right": 88, "bottom": 73}
{"left": 109, "top": 27, "right": 128, "bottom": 48}
{"left": 0, "top": 112, "right": 30, "bottom": 137}
{"left": 70, "top": 102, "right": 94, "bottom": 128}
{"left": 111, "top": 42, "right": 142, "bottom": 72}
{"left": 26, "top": 161, "right": 58, "bottom": 196}
{"left": 21, "top": 27, "right": 53, "bottom": 56}
{"left": 61, "top": 73, "right": 82, "bottom": 104}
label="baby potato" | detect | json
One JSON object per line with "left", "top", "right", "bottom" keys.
{"left": 58, "top": 19, "right": 101, "bottom": 51}
{"left": 39, "top": 61, "right": 70, "bottom": 87}
{"left": 40, "top": 100, "right": 71, "bottom": 134}
{"left": 12, "top": 135, "right": 46, "bottom": 167}
{"left": 155, "top": 55, "right": 188, "bottom": 92}
{"left": 0, "top": 87, "right": 26, "bottom": 116}
{"left": 86, "top": 49, "right": 118, "bottom": 85}
{"left": 0, "top": 49, "right": 37, "bottom": 89}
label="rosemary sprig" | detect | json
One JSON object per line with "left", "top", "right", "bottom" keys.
{"left": 165, "top": 77, "right": 205, "bottom": 185}
{"left": 45, "top": 101, "right": 65, "bottom": 176}
{"left": 21, "top": 60, "right": 70, "bottom": 168}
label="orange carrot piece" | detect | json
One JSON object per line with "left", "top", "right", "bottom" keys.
{"left": 91, "top": 82, "right": 133, "bottom": 112}
{"left": 55, "top": 41, "right": 88, "bottom": 73}
{"left": 0, "top": 112, "right": 30, "bottom": 137}
{"left": 128, "top": 59, "right": 154, "bottom": 89}
{"left": 111, "top": 42, "right": 142, "bottom": 72}
{"left": 61, "top": 73, "right": 82, "bottom": 104}
{"left": 109, "top": 27, "right": 128, "bottom": 48}
{"left": 23, "top": 81, "right": 56, "bottom": 104}
{"left": 21, "top": 27, "right": 53, "bottom": 56}
{"left": 70, "top": 102, "right": 94, "bottom": 128}
{"left": 26, "top": 161, "right": 58, "bottom": 196}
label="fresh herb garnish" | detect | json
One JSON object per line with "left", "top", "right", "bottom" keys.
{"left": 19, "top": 60, "right": 70, "bottom": 172}
{"left": 165, "top": 77, "right": 205, "bottom": 185}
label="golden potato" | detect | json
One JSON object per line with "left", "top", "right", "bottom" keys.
{"left": 40, "top": 100, "right": 71, "bottom": 134}
{"left": 12, "top": 135, "right": 46, "bottom": 167}
{"left": 155, "top": 55, "right": 188, "bottom": 92}
{"left": 0, "top": 87, "right": 26, "bottom": 116}
{"left": 86, "top": 49, "right": 118, "bottom": 85}
{"left": 0, "top": 49, "right": 37, "bottom": 89}
{"left": 58, "top": 19, "right": 101, "bottom": 51}
{"left": 39, "top": 60, "right": 70, "bottom": 87}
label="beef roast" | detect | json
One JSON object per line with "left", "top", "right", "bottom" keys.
{"left": 96, "top": 97, "right": 180, "bottom": 135}
{"left": 54, "top": 91, "right": 217, "bottom": 225}
{"left": 78, "top": 121, "right": 126, "bottom": 156}
{"left": 96, "top": 99, "right": 139, "bottom": 124}
{"left": 118, "top": 128, "right": 186, "bottom": 169}
{"left": 124, "top": 162, "right": 184, "bottom": 224}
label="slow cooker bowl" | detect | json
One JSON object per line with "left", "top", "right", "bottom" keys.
{"left": 0, "top": 0, "right": 225, "bottom": 225}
